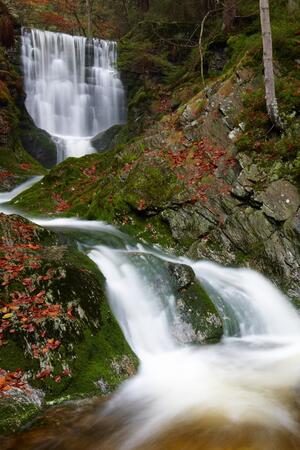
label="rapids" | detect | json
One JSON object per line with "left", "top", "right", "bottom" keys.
{"left": 1, "top": 179, "right": 300, "bottom": 449}
{"left": 21, "top": 29, "right": 126, "bottom": 161}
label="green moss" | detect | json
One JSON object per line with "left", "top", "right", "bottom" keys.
{"left": 0, "top": 214, "right": 136, "bottom": 408}
{"left": 178, "top": 280, "right": 223, "bottom": 343}
{"left": 124, "top": 162, "right": 183, "bottom": 209}
{"left": 0, "top": 400, "right": 39, "bottom": 435}
{"left": 0, "top": 145, "right": 46, "bottom": 177}
{"left": 0, "top": 340, "right": 39, "bottom": 373}
{"left": 0, "top": 46, "right": 46, "bottom": 190}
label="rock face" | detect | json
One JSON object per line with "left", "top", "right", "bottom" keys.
{"left": 19, "top": 109, "right": 57, "bottom": 169}
{"left": 0, "top": 213, "right": 135, "bottom": 433}
{"left": 0, "top": 42, "right": 46, "bottom": 191}
{"left": 255, "top": 180, "right": 300, "bottom": 221}
{"left": 91, "top": 125, "right": 124, "bottom": 153}
{"left": 13, "top": 65, "right": 300, "bottom": 301}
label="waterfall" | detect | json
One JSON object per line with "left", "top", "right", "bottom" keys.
{"left": 21, "top": 29, "right": 126, "bottom": 162}
{"left": 2, "top": 180, "right": 300, "bottom": 449}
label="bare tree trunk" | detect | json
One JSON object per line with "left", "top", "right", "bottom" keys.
{"left": 259, "top": 0, "right": 281, "bottom": 127}
{"left": 222, "top": 0, "right": 236, "bottom": 34}
{"left": 86, "top": 0, "right": 92, "bottom": 37}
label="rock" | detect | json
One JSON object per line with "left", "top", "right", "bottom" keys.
{"left": 180, "top": 104, "right": 195, "bottom": 127}
{"left": 224, "top": 208, "right": 274, "bottom": 253}
{"left": 0, "top": 47, "right": 46, "bottom": 191}
{"left": 166, "top": 261, "right": 223, "bottom": 344}
{"left": 0, "top": 212, "right": 135, "bottom": 433}
{"left": 283, "top": 209, "right": 300, "bottom": 243}
{"left": 19, "top": 109, "right": 57, "bottom": 169}
{"left": 161, "top": 205, "right": 213, "bottom": 242}
{"left": 0, "top": 399, "right": 40, "bottom": 435}
{"left": 187, "top": 228, "right": 237, "bottom": 266}
{"left": 91, "top": 124, "right": 124, "bottom": 152}
{"left": 166, "top": 262, "right": 195, "bottom": 289}
{"left": 231, "top": 170, "right": 254, "bottom": 198}
{"left": 208, "top": 46, "right": 228, "bottom": 74}
{"left": 255, "top": 180, "right": 300, "bottom": 222}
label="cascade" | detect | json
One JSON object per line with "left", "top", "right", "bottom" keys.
{"left": 2, "top": 180, "right": 300, "bottom": 449}
{"left": 21, "top": 29, "right": 126, "bottom": 162}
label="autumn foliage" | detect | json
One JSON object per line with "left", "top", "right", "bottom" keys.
{"left": 0, "top": 216, "right": 75, "bottom": 386}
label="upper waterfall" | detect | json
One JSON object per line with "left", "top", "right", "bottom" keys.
{"left": 21, "top": 28, "right": 126, "bottom": 162}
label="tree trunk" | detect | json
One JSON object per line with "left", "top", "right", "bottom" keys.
{"left": 222, "top": 0, "right": 236, "bottom": 34}
{"left": 86, "top": 0, "right": 92, "bottom": 37}
{"left": 259, "top": 0, "right": 281, "bottom": 127}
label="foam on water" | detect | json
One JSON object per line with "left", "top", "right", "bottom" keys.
{"left": 2, "top": 182, "right": 300, "bottom": 449}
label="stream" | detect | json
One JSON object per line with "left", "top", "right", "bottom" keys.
{"left": 1, "top": 180, "right": 300, "bottom": 449}
{"left": 1, "top": 28, "right": 300, "bottom": 450}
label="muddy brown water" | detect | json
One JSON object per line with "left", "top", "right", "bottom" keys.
{"left": 1, "top": 396, "right": 300, "bottom": 450}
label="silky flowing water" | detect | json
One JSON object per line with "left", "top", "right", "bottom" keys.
{"left": 2, "top": 26, "right": 300, "bottom": 449}
{"left": 1, "top": 181, "right": 300, "bottom": 450}
{"left": 22, "top": 29, "right": 126, "bottom": 161}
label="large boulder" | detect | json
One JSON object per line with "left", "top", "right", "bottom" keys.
{"left": 0, "top": 213, "right": 135, "bottom": 434}
{"left": 167, "top": 262, "right": 223, "bottom": 344}
{"left": 19, "top": 109, "right": 57, "bottom": 169}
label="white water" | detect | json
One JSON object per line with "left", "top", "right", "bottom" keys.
{"left": 0, "top": 176, "right": 42, "bottom": 205}
{"left": 31, "top": 214, "right": 300, "bottom": 448}
{"left": 89, "top": 246, "right": 300, "bottom": 449}
{"left": 21, "top": 29, "right": 126, "bottom": 161}
{"left": 3, "top": 180, "right": 300, "bottom": 449}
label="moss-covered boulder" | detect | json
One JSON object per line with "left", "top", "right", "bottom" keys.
{"left": 167, "top": 262, "right": 222, "bottom": 343}
{"left": 19, "top": 109, "right": 57, "bottom": 169}
{"left": 0, "top": 213, "right": 136, "bottom": 434}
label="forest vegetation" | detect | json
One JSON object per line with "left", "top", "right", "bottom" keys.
{"left": 0, "top": 0, "right": 300, "bottom": 448}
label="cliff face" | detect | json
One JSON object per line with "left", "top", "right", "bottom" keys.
{"left": 13, "top": 58, "right": 300, "bottom": 300}
{"left": 0, "top": 3, "right": 58, "bottom": 191}
{"left": 0, "top": 43, "right": 47, "bottom": 191}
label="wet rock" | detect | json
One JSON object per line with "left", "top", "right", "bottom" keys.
{"left": 166, "top": 262, "right": 195, "bottom": 289}
{"left": 166, "top": 261, "right": 223, "bottom": 344}
{"left": 0, "top": 46, "right": 46, "bottom": 190}
{"left": 0, "top": 399, "right": 40, "bottom": 435}
{"left": 187, "top": 229, "right": 237, "bottom": 266}
{"left": 255, "top": 180, "right": 300, "bottom": 221}
{"left": 19, "top": 110, "right": 57, "bottom": 169}
{"left": 91, "top": 124, "right": 124, "bottom": 152}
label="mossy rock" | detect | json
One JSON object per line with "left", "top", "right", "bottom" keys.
{"left": 0, "top": 213, "right": 136, "bottom": 433}
{"left": 0, "top": 399, "right": 39, "bottom": 435}
{"left": 0, "top": 45, "right": 46, "bottom": 190}
{"left": 19, "top": 108, "right": 57, "bottom": 169}
{"left": 167, "top": 262, "right": 223, "bottom": 344}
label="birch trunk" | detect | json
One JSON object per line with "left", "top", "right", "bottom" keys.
{"left": 259, "top": 0, "right": 281, "bottom": 127}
